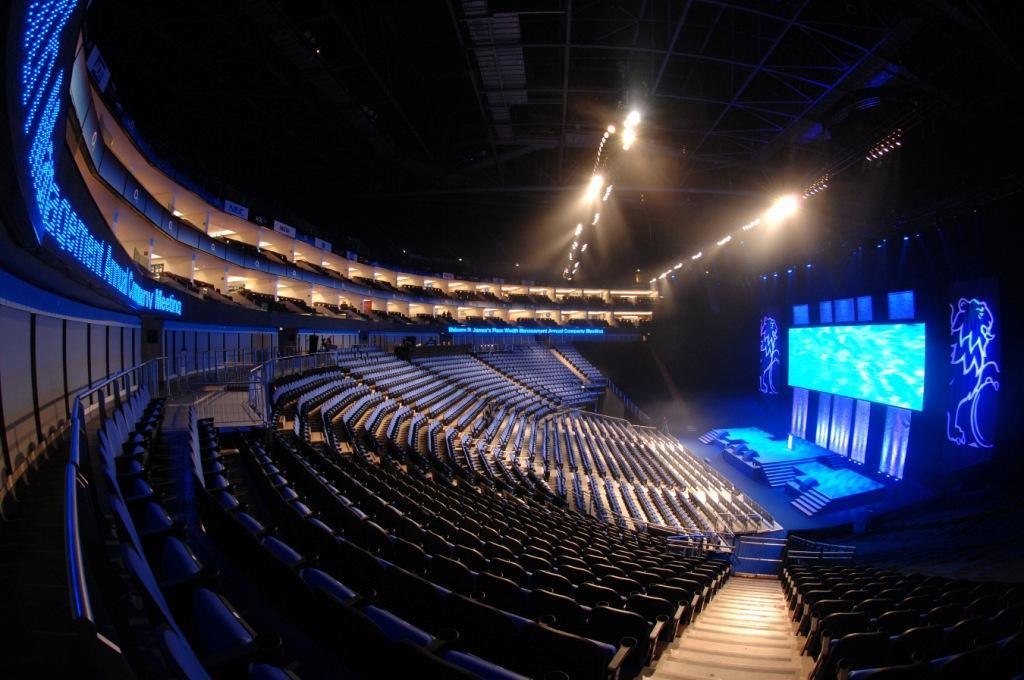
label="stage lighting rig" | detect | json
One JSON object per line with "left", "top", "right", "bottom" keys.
{"left": 866, "top": 128, "right": 902, "bottom": 161}
{"left": 803, "top": 173, "right": 830, "bottom": 198}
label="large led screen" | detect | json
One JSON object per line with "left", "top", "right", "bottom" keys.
{"left": 788, "top": 323, "right": 926, "bottom": 411}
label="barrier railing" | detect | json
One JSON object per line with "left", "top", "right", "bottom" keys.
{"left": 166, "top": 348, "right": 276, "bottom": 396}
{"left": 248, "top": 349, "right": 369, "bottom": 423}
{"left": 65, "top": 358, "right": 165, "bottom": 673}
{"left": 784, "top": 535, "right": 856, "bottom": 564}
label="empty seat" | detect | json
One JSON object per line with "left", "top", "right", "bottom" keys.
{"left": 428, "top": 554, "right": 475, "bottom": 593}
{"left": 532, "top": 569, "right": 574, "bottom": 597}
{"left": 530, "top": 588, "right": 587, "bottom": 635}
{"left": 477, "top": 572, "right": 528, "bottom": 616}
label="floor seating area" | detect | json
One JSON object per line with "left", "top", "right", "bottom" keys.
{"left": 266, "top": 347, "right": 773, "bottom": 536}
{"left": 201, "top": 409, "right": 734, "bottom": 678}
{"left": 537, "top": 412, "right": 772, "bottom": 534}
{"left": 784, "top": 562, "right": 1023, "bottom": 679}
{"left": 478, "top": 346, "right": 602, "bottom": 408}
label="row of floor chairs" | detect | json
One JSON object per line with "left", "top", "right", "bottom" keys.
{"left": 201, "top": 431, "right": 624, "bottom": 678}
{"left": 783, "top": 562, "right": 1024, "bottom": 679}
{"left": 280, "top": 357, "right": 771, "bottom": 535}
{"left": 259, "top": 425, "right": 731, "bottom": 677}
{"left": 479, "top": 347, "right": 598, "bottom": 407}
{"left": 92, "top": 391, "right": 299, "bottom": 678}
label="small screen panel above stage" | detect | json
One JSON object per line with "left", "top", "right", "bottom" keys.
{"left": 788, "top": 323, "right": 926, "bottom": 411}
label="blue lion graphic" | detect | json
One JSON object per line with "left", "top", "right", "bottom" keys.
{"left": 759, "top": 316, "right": 780, "bottom": 395}
{"left": 947, "top": 297, "right": 999, "bottom": 448}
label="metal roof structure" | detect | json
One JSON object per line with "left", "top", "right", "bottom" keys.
{"left": 85, "top": 0, "right": 1023, "bottom": 284}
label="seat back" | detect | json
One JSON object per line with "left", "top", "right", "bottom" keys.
{"left": 877, "top": 609, "right": 925, "bottom": 635}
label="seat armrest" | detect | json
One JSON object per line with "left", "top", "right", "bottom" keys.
{"left": 605, "top": 639, "right": 632, "bottom": 680}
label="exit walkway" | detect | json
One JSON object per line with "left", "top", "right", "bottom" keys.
{"left": 651, "top": 576, "right": 811, "bottom": 680}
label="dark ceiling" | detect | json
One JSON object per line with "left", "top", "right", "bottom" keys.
{"left": 85, "top": 0, "right": 1024, "bottom": 285}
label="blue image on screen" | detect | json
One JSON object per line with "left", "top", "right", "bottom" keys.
{"left": 788, "top": 323, "right": 926, "bottom": 411}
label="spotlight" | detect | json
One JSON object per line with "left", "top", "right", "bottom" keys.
{"left": 602, "top": 185, "right": 614, "bottom": 202}
{"left": 592, "top": 212, "right": 600, "bottom": 225}
{"left": 607, "top": 124, "right": 616, "bottom": 134}
{"left": 742, "top": 218, "right": 760, "bottom": 231}
{"left": 625, "top": 110, "right": 641, "bottom": 127}
{"left": 574, "top": 224, "right": 583, "bottom": 236}
{"left": 622, "top": 127, "right": 637, "bottom": 150}
{"left": 691, "top": 252, "right": 702, "bottom": 260}
{"left": 717, "top": 235, "right": 732, "bottom": 246}
{"left": 763, "top": 194, "right": 799, "bottom": 226}
{"left": 584, "top": 175, "right": 604, "bottom": 202}
{"left": 673, "top": 263, "right": 682, "bottom": 270}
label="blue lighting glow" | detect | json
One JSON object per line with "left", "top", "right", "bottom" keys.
{"left": 834, "top": 298, "right": 855, "bottom": 323}
{"left": 792, "top": 304, "right": 809, "bottom": 326}
{"left": 447, "top": 326, "right": 604, "bottom": 335}
{"left": 18, "top": 1, "right": 181, "bottom": 315}
{"left": 946, "top": 298, "right": 999, "bottom": 448}
{"left": 759, "top": 316, "right": 780, "bottom": 394}
{"left": 788, "top": 323, "right": 926, "bottom": 411}
{"left": 888, "top": 290, "right": 915, "bottom": 320}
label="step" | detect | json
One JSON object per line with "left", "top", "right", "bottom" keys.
{"left": 656, "top": 652, "right": 802, "bottom": 679}
{"left": 692, "top": 621, "right": 793, "bottom": 640}
{"left": 680, "top": 628, "right": 797, "bottom": 650}
{"left": 669, "top": 636, "right": 800, "bottom": 662}
{"left": 668, "top": 644, "right": 802, "bottom": 670}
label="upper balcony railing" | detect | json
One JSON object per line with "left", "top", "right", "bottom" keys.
{"left": 69, "top": 39, "right": 656, "bottom": 316}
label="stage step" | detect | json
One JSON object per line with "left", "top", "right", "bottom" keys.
{"left": 761, "top": 462, "right": 799, "bottom": 487}
{"left": 791, "top": 488, "right": 833, "bottom": 516}
{"left": 699, "top": 429, "right": 727, "bottom": 445}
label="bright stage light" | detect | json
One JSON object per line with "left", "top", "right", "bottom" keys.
{"left": 691, "top": 252, "right": 702, "bottom": 260}
{"left": 717, "top": 235, "right": 732, "bottom": 246}
{"left": 607, "top": 124, "right": 616, "bottom": 134}
{"left": 622, "top": 127, "right": 637, "bottom": 150}
{"left": 625, "top": 110, "right": 640, "bottom": 127}
{"left": 584, "top": 174, "right": 604, "bottom": 201}
{"left": 673, "top": 263, "right": 682, "bottom": 270}
{"left": 574, "top": 223, "right": 583, "bottom": 236}
{"left": 602, "top": 185, "right": 614, "bottom": 202}
{"left": 592, "top": 212, "right": 600, "bottom": 225}
{"left": 742, "top": 218, "right": 760, "bottom": 231}
{"left": 763, "top": 194, "right": 799, "bottom": 226}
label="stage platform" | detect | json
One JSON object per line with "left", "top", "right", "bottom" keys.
{"left": 709, "top": 427, "right": 887, "bottom": 517}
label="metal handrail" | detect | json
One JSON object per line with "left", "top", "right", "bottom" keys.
{"left": 784, "top": 535, "right": 856, "bottom": 563}
{"left": 248, "top": 349, "right": 369, "bottom": 423}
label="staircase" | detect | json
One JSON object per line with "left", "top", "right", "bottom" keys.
{"left": 698, "top": 429, "right": 726, "bottom": 445}
{"left": 761, "top": 451, "right": 848, "bottom": 488}
{"left": 791, "top": 488, "right": 832, "bottom": 517}
{"left": 760, "top": 460, "right": 800, "bottom": 487}
{"left": 652, "top": 577, "right": 811, "bottom": 680}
